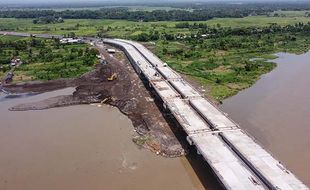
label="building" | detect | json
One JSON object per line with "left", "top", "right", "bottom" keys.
{"left": 60, "top": 38, "right": 82, "bottom": 44}
{"left": 201, "top": 34, "right": 210, "bottom": 38}
{"left": 10, "top": 58, "right": 22, "bottom": 67}
{"left": 107, "top": 49, "right": 116, "bottom": 54}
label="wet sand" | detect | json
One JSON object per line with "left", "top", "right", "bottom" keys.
{"left": 221, "top": 51, "right": 310, "bottom": 186}
{"left": 0, "top": 88, "right": 221, "bottom": 190}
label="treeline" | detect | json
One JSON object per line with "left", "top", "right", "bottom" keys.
{"left": 133, "top": 22, "right": 310, "bottom": 42}
{"left": 1, "top": 2, "right": 310, "bottom": 22}
{"left": 167, "top": 2, "right": 310, "bottom": 11}
{"left": 132, "top": 31, "right": 174, "bottom": 42}
{"left": 175, "top": 22, "right": 310, "bottom": 37}
{"left": 0, "top": 8, "right": 246, "bottom": 21}
{"left": 197, "top": 22, "right": 310, "bottom": 38}
{"left": 33, "top": 16, "right": 64, "bottom": 24}
{"left": 1, "top": 2, "right": 310, "bottom": 21}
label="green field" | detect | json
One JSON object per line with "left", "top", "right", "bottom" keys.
{"left": 117, "top": 6, "right": 190, "bottom": 12}
{"left": 271, "top": 10, "right": 310, "bottom": 17}
{"left": 154, "top": 35, "right": 310, "bottom": 100}
{"left": 1, "top": 13, "right": 310, "bottom": 100}
{"left": 37, "top": 6, "right": 189, "bottom": 12}
{"left": 1, "top": 15, "right": 310, "bottom": 37}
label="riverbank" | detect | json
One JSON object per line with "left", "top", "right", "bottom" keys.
{"left": 0, "top": 90, "right": 221, "bottom": 190}
{"left": 2, "top": 14, "right": 310, "bottom": 101}
{"left": 150, "top": 35, "right": 310, "bottom": 102}
{"left": 220, "top": 51, "right": 310, "bottom": 186}
{"left": 1, "top": 36, "right": 308, "bottom": 188}
{"left": 3, "top": 47, "right": 186, "bottom": 157}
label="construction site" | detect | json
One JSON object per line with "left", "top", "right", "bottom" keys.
{"left": 102, "top": 38, "right": 308, "bottom": 190}
{"left": 2, "top": 40, "right": 186, "bottom": 157}
{"left": 1, "top": 31, "right": 308, "bottom": 189}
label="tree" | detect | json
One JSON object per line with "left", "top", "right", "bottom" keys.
{"left": 83, "top": 56, "right": 94, "bottom": 66}
{"left": 163, "top": 33, "right": 175, "bottom": 41}
{"left": 13, "top": 50, "right": 19, "bottom": 56}
{"left": 78, "top": 49, "right": 84, "bottom": 56}
{"left": 136, "top": 33, "right": 149, "bottom": 42}
{"left": 89, "top": 48, "right": 99, "bottom": 56}
{"left": 68, "top": 32, "right": 76, "bottom": 38}
{"left": 162, "top": 48, "right": 168, "bottom": 55}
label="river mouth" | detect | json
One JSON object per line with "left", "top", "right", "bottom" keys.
{"left": 221, "top": 51, "right": 310, "bottom": 186}
{"left": 0, "top": 88, "right": 222, "bottom": 190}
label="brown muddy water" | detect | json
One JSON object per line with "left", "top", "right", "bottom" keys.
{"left": 0, "top": 88, "right": 221, "bottom": 190}
{"left": 221, "top": 51, "right": 310, "bottom": 186}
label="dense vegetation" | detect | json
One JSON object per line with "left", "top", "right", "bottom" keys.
{"left": 150, "top": 22, "right": 310, "bottom": 100}
{"left": 134, "top": 22, "right": 310, "bottom": 42}
{"left": 1, "top": 15, "right": 310, "bottom": 38}
{"left": 1, "top": 10, "right": 310, "bottom": 100}
{"left": 0, "top": 36, "right": 98, "bottom": 81}
{"left": 1, "top": 2, "right": 310, "bottom": 22}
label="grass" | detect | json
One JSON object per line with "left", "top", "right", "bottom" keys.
{"left": 153, "top": 33, "right": 310, "bottom": 100}
{"left": 272, "top": 10, "right": 310, "bottom": 17}
{"left": 0, "top": 70, "right": 4, "bottom": 79}
{"left": 132, "top": 135, "right": 150, "bottom": 146}
{"left": 1, "top": 15, "right": 310, "bottom": 38}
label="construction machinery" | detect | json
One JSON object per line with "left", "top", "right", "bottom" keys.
{"left": 107, "top": 73, "right": 117, "bottom": 81}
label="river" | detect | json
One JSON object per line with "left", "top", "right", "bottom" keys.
{"left": 1, "top": 51, "right": 309, "bottom": 190}
{"left": 221, "top": 51, "right": 310, "bottom": 186}
{"left": 0, "top": 88, "right": 221, "bottom": 190}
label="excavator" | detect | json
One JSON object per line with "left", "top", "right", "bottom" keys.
{"left": 107, "top": 73, "right": 117, "bottom": 81}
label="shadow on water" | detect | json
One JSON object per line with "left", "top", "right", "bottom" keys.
{"left": 0, "top": 69, "right": 223, "bottom": 189}
{"left": 167, "top": 119, "right": 224, "bottom": 190}
{"left": 110, "top": 46, "right": 225, "bottom": 189}
{"left": 186, "top": 147, "right": 224, "bottom": 190}
{"left": 138, "top": 76, "right": 224, "bottom": 190}
{"left": 159, "top": 104, "right": 223, "bottom": 190}
{"left": 0, "top": 83, "right": 224, "bottom": 189}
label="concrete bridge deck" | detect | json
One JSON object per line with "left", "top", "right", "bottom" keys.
{"left": 103, "top": 38, "right": 308, "bottom": 190}
{"left": 1, "top": 31, "right": 306, "bottom": 190}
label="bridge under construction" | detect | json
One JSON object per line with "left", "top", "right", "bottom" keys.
{"left": 0, "top": 30, "right": 307, "bottom": 190}
{"left": 103, "top": 38, "right": 308, "bottom": 190}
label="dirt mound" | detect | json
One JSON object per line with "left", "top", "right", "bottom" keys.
{"left": 4, "top": 49, "right": 186, "bottom": 157}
